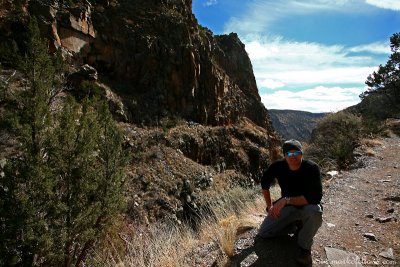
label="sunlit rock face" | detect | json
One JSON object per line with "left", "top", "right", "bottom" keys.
{"left": 25, "top": 0, "right": 272, "bottom": 128}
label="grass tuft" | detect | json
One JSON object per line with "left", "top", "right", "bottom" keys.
{"left": 218, "top": 215, "right": 240, "bottom": 257}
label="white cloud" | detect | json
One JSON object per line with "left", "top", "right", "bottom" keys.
{"left": 261, "top": 86, "right": 365, "bottom": 112}
{"left": 245, "top": 41, "right": 277, "bottom": 59}
{"left": 258, "top": 78, "right": 285, "bottom": 89}
{"left": 348, "top": 42, "right": 391, "bottom": 54}
{"left": 242, "top": 36, "right": 384, "bottom": 111}
{"left": 204, "top": 0, "right": 218, "bottom": 7}
{"left": 244, "top": 36, "right": 381, "bottom": 87}
{"left": 246, "top": 38, "right": 347, "bottom": 68}
{"left": 365, "top": 0, "right": 400, "bottom": 11}
{"left": 265, "top": 67, "right": 377, "bottom": 85}
{"left": 223, "top": 0, "right": 359, "bottom": 34}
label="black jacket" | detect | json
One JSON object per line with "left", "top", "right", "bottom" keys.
{"left": 261, "top": 159, "right": 323, "bottom": 205}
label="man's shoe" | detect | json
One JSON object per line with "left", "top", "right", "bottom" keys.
{"left": 296, "top": 247, "right": 312, "bottom": 266}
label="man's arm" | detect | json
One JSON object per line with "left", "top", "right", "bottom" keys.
{"left": 262, "top": 189, "right": 272, "bottom": 210}
{"left": 302, "top": 162, "right": 323, "bottom": 204}
{"left": 269, "top": 195, "right": 309, "bottom": 218}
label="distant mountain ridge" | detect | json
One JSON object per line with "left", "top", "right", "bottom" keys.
{"left": 269, "top": 109, "right": 327, "bottom": 142}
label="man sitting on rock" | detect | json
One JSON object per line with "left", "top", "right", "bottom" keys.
{"left": 257, "top": 139, "right": 323, "bottom": 266}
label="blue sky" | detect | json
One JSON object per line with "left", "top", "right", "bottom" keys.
{"left": 193, "top": 0, "right": 400, "bottom": 112}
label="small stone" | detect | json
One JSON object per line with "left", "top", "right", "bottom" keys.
{"left": 0, "top": 158, "right": 7, "bottom": 169}
{"left": 366, "top": 214, "right": 374, "bottom": 218}
{"left": 363, "top": 233, "right": 377, "bottom": 241}
{"left": 376, "top": 217, "right": 392, "bottom": 223}
{"left": 327, "top": 170, "right": 338, "bottom": 177}
{"left": 379, "top": 248, "right": 395, "bottom": 260}
{"left": 326, "top": 223, "right": 335, "bottom": 228}
{"left": 387, "top": 208, "right": 395, "bottom": 213}
{"left": 240, "top": 251, "right": 258, "bottom": 266}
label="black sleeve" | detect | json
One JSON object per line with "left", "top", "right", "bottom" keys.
{"left": 261, "top": 162, "right": 278, "bottom": 190}
{"left": 303, "top": 162, "right": 323, "bottom": 204}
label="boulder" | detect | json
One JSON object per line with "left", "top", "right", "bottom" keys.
{"left": 325, "top": 247, "right": 363, "bottom": 267}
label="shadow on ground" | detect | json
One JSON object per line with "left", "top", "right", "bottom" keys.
{"left": 226, "top": 234, "right": 304, "bottom": 267}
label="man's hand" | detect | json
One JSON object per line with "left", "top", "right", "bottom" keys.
{"left": 266, "top": 206, "right": 272, "bottom": 214}
{"left": 268, "top": 198, "right": 286, "bottom": 219}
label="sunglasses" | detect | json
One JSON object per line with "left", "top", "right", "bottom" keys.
{"left": 286, "top": 151, "right": 302, "bottom": 157}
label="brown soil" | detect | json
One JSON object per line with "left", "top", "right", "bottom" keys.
{"left": 189, "top": 133, "right": 400, "bottom": 266}
{"left": 312, "top": 133, "right": 400, "bottom": 266}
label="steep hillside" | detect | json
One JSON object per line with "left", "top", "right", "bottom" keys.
{"left": 0, "top": 0, "right": 281, "bottom": 223}
{"left": 269, "top": 109, "right": 327, "bottom": 142}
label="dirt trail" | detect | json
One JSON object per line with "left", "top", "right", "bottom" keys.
{"left": 226, "top": 133, "right": 400, "bottom": 267}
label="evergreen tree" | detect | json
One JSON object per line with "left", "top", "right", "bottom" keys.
{"left": 0, "top": 16, "right": 58, "bottom": 266}
{"left": 48, "top": 97, "right": 128, "bottom": 267}
{"left": 361, "top": 32, "right": 400, "bottom": 118}
{"left": 77, "top": 100, "right": 128, "bottom": 265}
{"left": 0, "top": 17, "right": 128, "bottom": 267}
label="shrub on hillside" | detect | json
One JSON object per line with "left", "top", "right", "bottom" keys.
{"left": 361, "top": 115, "right": 386, "bottom": 137}
{"left": 73, "top": 80, "right": 105, "bottom": 101}
{"left": 306, "top": 111, "right": 362, "bottom": 169}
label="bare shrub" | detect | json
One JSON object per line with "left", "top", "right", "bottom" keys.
{"left": 306, "top": 111, "right": 362, "bottom": 169}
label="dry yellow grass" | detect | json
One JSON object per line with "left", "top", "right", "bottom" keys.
{"left": 359, "top": 138, "right": 382, "bottom": 157}
{"left": 88, "top": 185, "right": 281, "bottom": 266}
{"left": 218, "top": 215, "right": 240, "bottom": 257}
{"left": 89, "top": 222, "right": 198, "bottom": 267}
{"left": 361, "top": 138, "right": 383, "bottom": 147}
{"left": 365, "top": 148, "right": 376, "bottom": 156}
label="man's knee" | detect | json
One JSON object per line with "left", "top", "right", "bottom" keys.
{"left": 302, "top": 204, "right": 323, "bottom": 214}
{"left": 258, "top": 207, "right": 300, "bottom": 238}
{"left": 301, "top": 205, "right": 322, "bottom": 224}
{"left": 281, "top": 205, "right": 302, "bottom": 217}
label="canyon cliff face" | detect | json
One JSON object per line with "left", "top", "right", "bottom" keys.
{"left": 269, "top": 110, "right": 327, "bottom": 142}
{"left": 30, "top": 0, "right": 271, "bottom": 127}
{"left": 0, "top": 0, "right": 280, "bottom": 223}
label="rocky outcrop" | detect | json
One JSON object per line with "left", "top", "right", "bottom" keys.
{"left": 123, "top": 118, "right": 280, "bottom": 223}
{"left": 22, "top": 0, "right": 273, "bottom": 129}
{"left": 28, "top": 0, "right": 95, "bottom": 53}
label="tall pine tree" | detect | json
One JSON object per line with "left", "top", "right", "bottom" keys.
{"left": 0, "top": 17, "right": 128, "bottom": 267}
{"left": 1, "top": 16, "right": 58, "bottom": 266}
{"left": 360, "top": 32, "right": 400, "bottom": 118}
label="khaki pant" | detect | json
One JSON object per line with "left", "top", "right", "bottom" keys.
{"left": 257, "top": 204, "right": 323, "bottom": 250}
